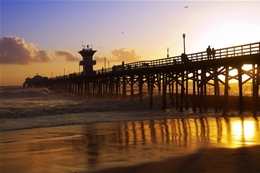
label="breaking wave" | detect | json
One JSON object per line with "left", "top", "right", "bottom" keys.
{"left": 0, "top": 86, "right": 51, "bottom": 98}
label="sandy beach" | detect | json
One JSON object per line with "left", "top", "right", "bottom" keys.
{"left": 92, "top": 145, "right": 260, "bottom": 173}
{"left": 1, "top": 116, "right": 260, "bottom": 173}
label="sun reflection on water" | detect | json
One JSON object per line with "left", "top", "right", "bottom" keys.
{"left": 231, "top": 120, "right": 256, "bottom": 147}
{"left": 5, "top": 115, "right": 258, "bottom": 172}
{"left": 78, "top": 116, "right": 260, "bottom": 170}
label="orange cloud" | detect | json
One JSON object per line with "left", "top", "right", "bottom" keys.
{"left": 0, "top": 36, "right": 52, "bottom": 65}
{"left": 0, "top": 36, "right": 81, "bottom": 65}
{"left": 94, "top": 48, "right": 142, "bottom": 64}
{"left": 54, "top": 50, "right": 80, "bottom": 61}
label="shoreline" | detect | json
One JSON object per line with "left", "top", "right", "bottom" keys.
{"left": 1, "top": 108, "right": 259, "bottom": 132}
{"left": 1, "top": 88, "right": 259, "bottom": 132}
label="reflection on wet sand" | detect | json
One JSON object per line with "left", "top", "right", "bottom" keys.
{"left": 0, "top": 116, "right": 259, "bottom": 173}
{"left": 83, "top": 116, "right": 260, "bottom": 170}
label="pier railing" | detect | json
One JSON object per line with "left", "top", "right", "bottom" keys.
{"left": 188, "top": 42, "right": 260, "bottom": 62}
{"left": 52, "top": 42, "right": 260, "bottom": 78}
{"left": 96, "top": 42, "right": 260, "bottom": 73}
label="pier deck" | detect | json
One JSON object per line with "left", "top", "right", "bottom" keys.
{"left": 24, "top": 42, "right": 260, "bottom": 116}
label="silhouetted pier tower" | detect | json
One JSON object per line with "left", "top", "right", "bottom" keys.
{"left": 79, "top": 45, "right": 96, "bottom": 75}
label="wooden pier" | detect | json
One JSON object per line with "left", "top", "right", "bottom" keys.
{"left": 24, "top": 42, "right": 260, "bottom": 116}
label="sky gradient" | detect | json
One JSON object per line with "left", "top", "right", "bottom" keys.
{"left": 1, "top": 0, "right": 260, "bottom": 86}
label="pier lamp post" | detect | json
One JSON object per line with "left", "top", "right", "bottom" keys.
{"left": 182, "top": 33, "right": 186, "bottom": 54}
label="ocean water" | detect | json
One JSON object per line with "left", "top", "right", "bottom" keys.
{"left": 0, "top": 86, "right": 258, "bottom": 131}
{"left": 1, "top": 86, "right": 259, "bottom": 145}
{"left": 0, "top": 86, "right": 193, "bottom": 131}
{"left": 1, "top": 86, "right": 260, "bottom": 173}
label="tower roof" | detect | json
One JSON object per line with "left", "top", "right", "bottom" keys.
{"left": 78, "top": 45, "right": 97, "bottom": 57}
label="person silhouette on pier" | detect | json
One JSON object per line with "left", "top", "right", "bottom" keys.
{"left": 212, "top": 48, "right": 215, "bottom": 59}
{"left": 206, "top": 45, "right": 212, "bottom": 60}
{"left": 181, "top": 53, "right": 189, "bottom": 63}
{"left": 122, "top": 61, "right": 125, "bottom": 71}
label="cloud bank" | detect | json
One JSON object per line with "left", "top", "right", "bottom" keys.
{"left": 0, "top": 36, "right": 51, "bottom": 64}
{"left": 94, "top": 48, "right": 142, "bottom": 65}
{"left": 1, "top": 36, "right": 141, "bottom": 67}
{"left": 0, "top": 36, "right": 80, "bottom": 65}
{"left": 54, "top": 50, "right": 80, "bottom": 61}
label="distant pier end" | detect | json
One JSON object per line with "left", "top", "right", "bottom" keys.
{"left": 79, "top": 45, "right": 97, "bottom": 75}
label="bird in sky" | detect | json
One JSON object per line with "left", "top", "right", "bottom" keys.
{"left": 184, "top": 6, "right": 189, "bottom": 8}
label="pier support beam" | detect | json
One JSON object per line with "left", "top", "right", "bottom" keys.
{"left": 175, "top": 77, "right": 179, "bottom": 110}
{"left": 162, "top": 73, "right": 167, "bottom": 110}
{"left": 115, "top": 77, "right": 120, "bottom": 99}
{"left": 238, "top": 65, "right": 243, "bottom": 114}
{"left": 139, "top": 75, "right": 143, "bottom": 101}
{"left": 199, "top": 70, "right": 205, "bottom": 113}
{"left": 214, "top": 67, "right": 220, "bottom": 113}
{"left": 109, "top": 77, "right": 114, "bottom": 98}
{"left": 158, "top": 74, "right": 161, "bottom": 95}
{"left": 170, "top": 77, "right": 174, "bottom": 107}
{"left": 253, "top": 64, "right": 259, "bottom": 117}
{"left": 185, "top": 70, "right": 189, "bottom": 110}
{"left": 192, "top": 70, "right": 197, "bottom": 112}
{"left": 222, "top": 66, "right": 229, "bottom": 115}
{"left": 122, "top": 75, "right": 126, "bottom": 99}
{"left": 203, "top": 71, "right": 207, "bottom": 111}
{"left": 130, "top": 75, "right": 134, "bottom": 100}
{"left": 93, "top": 80, "right": 96, "bottom": 99}
{"left": 179, "top": 71, "right": 184, "bottom": 112}
{"left": 149, "top": 74, "right": 154, "bottom": 108}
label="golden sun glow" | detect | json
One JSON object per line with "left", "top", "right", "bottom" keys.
{"left": 231, "top": 120, "right": 255, "bottom": 147}
{"left": 217, "top": 64, "right": 254, "bottom": 85}
{"left": 211, "top": 20, "right": 257, "bottom": 47}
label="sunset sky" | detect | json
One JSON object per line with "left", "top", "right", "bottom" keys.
{"left": 1, "top": 0, "right": 260, "bottom": 86}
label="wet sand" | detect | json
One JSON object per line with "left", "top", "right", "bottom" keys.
{"left": 1, "top": 116, "right": 260, "bottom": 173}
{"left": 92, "top": 146, "right": 260, "bottom": 173}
